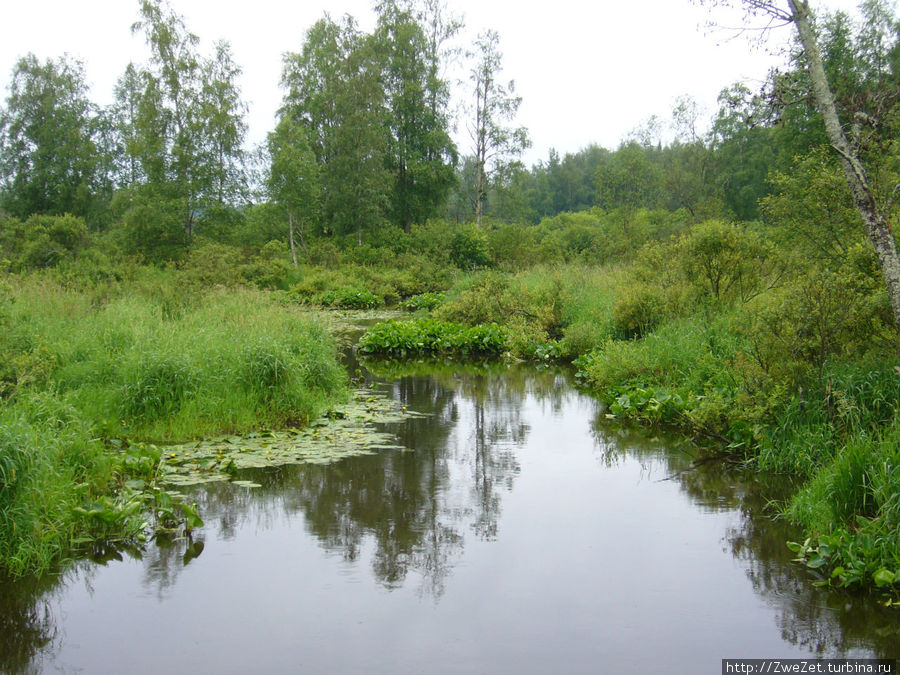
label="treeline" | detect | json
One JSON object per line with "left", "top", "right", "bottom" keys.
{"left": 0, "top": 0, "right": 530, "bottom": 257}
{"left": 2, "top": 0, "right": 899, "bottom": 266}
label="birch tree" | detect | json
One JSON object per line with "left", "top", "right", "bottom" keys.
{"left": 700, "top": 0, "right": 900, "bottom": 336}
{"left": 468, "top": 30, "right": 529, "bottom": 227}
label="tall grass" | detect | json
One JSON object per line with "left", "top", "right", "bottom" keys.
{"left": 0, "top": 394, "right": 112, "bottom": 577}
{"left": 784, "top": 421, "right": 900, "bottom": 588}
{"left": 0, "top": 274, "right": 348, "bottom": 576}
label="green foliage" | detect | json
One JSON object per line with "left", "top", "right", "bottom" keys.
{"left": 315, "top": 286, "right": 382, "bottom": 310}
{"left": 611, "top": 282, "right": 685, "bottom": 340}
{"left": 0, "top": 274, "right": 349, "bottom": 576}
{"left": 468, "top": 30, "right": 531, "bottom": 225}
{"left": 762, "top": 148, "right": 862, "bottom": 265}
{"left": 0, "top": 214, "right": 91, "bottom": 271}
{"left": 0, "top": 54, "right": 108, "bottom": 221}
{"left": 128, "top": 0, "right": 249, "bottom": 227}
{"left": 119, "top": 189, "right": 190, "bottom": 263}
{"left": 358, "top": 318, "right": 508, "bottom": 358}
{"left": 281, "top": 16, "right": 390, "bottom": 236}
{"left": 595, "top": 141, "right": 665, "bottom": 212}
{"left": 786, "top": 421, "right": 900, "bottom": 591}
{"left": 266, "top": 115, "right": 320, "bottom": 248}
{"left": 375, "top": 2, "right": 458, "bottom": 231}
{"left": 575, "top": 316, "right": 753, "bottom": 442}
{"left": 449, "top": 226, "right": 492, "bottom": 270}
{"left": 402, "top": 292, "right": 445, "bottom": 312}
{"left": 741, "top": 257, "right": 895, "bottom": 381}
{"left": 121, "top": 353, "right": 197, "bottom": 423}
{"left": 676, "top": 220, "right": 777, "bottom": 303}
{"left": 0, "top": 393, "right": 112, "bottom": 576}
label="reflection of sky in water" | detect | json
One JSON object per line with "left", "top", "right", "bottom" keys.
{"left": 2, "top": 366, "right": 897, "bottom": 674}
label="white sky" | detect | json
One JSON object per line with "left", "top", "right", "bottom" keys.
{"left": 0, "top": 0, "right": 867, "bottom": 166}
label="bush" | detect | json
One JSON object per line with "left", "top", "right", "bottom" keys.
{"left": 611, "top": 281, "right": 689, "bottom": 339}
{"left": 741, "top": 261, "right": 895, "bottom": 382}
{"left": 120, "top": 193, "right": 189, "bottom": 263}
{"left": 450, "top": 226, "right": 492, "bottom": 270}
{"left": 676, "top": 220, "right": 775, "bottom": 303}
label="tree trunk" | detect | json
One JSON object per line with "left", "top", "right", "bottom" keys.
{"left": 788, "top": 0, "right": 900, "bottom": 337}
{"left": 288, "top": 211, "right": 298, "bottom": 267}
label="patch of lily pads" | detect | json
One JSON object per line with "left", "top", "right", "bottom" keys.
{"left": 160, "top": 387, "right": 426, "bottom": 487}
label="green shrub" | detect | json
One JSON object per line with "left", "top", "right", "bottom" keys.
{"left": 240, "top": 241, "right": 296, "bottom": 290}
{"left": 677, "top": 220, "right": 775, "bottom": 303}
{"left": 450, "top": 226, "right": 492, "bottom": 270}
{"left": 560, "top": 320, "right": 611, "bottom": 359}
{"left": 611, "top": 279, "right": 690, "bottom": 340}
{"left": 741, "top": 262, "right": 895, "bottom": 382}
{"left": 120, "top": 193, "right": 189, "bottom": 263}
{"left": 436, "top": 273, "right": 511, "bottom": 325}
{"left": 181, "top": 242, "right": 246, "bottom": 287}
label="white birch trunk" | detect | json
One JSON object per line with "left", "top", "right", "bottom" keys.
{"left": 788, "top": 0, "right": 900, "bottom": 337}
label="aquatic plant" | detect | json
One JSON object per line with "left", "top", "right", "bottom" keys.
{"left": 315, "top": 286, "right": 382, "bottom": 309}
{"left": 401, "top": 292, "right": 445, "bottom": 312}
{"left": 358, "top": 318, "right": 508, "bottom": 358}
{"left": 159, "top": 387, "right": 426, "bottom": 486}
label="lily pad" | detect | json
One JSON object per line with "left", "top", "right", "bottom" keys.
{"left": 160, "top": 387, "right": 425, "bottom": 486}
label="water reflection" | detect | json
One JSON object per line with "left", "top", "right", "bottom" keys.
{"left": 586, "top": 412, "right": 899, "bottom": 657}
{"left": 0, "top": 573, "right": 58, "bottom": 674}
{"left": 1, "top": 363, "right": 897, "bottom": 671}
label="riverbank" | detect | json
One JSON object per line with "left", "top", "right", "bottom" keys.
{"left": 357, "top": 257, "right": 900, "bottom": 597}
{"left": 0, "top": 273, "right": 347, "bottom": 577}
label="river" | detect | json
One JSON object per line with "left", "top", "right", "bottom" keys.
{"left": 0, "top": 361, "right": 896, "bottom": 673}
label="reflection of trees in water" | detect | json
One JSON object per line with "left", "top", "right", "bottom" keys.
{"left": 0, "top": 573, "right": 58, "bottom": 674}
{"left": 0, "top": 561, "right": 98, "bottom": 673}
{"left": 725, "top": 482, "right": 900, "bottom": 658}
{"left": 589, "top": 409, "right": 900, "bottom": 658}
{"left": 137, "top": 365, "right": 550, "bottom": 599}
{"left": 7, "top": 364, "right": 895, "bottom": 669}
{"left": 138, "top": 532, "right": 208, "bottom": 597}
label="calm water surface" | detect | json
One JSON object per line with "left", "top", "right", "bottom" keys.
{"left": 1, "top": 363, "right": 897, "bottom": 674}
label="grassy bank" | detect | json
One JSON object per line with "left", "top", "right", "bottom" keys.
{"left": 355, "top": 228, "right": 900, "bottom": 596}
{"left": 0, "top": 272, "right": 347, "bottom": 577}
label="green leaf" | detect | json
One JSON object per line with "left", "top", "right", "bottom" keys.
{"left": 873, "top": 568, "right": 896, "bottom": 587}
{"left": 806, "top": 555, "right": 828, "bottom": 569}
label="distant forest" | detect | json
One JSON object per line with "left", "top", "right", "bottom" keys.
{"left": 0, "top": 0, "right": 896, "bottom": 250}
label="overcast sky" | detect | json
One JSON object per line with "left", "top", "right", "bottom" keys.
{"left": 0, "top": 0, "right": 866, "bottom": 165}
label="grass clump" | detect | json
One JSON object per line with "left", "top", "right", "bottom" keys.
{"left": 0, "top": 394, "right": 112, "bottom": 577}
{"left": 785, "top": 421, "right": 900, "bottom": 591}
